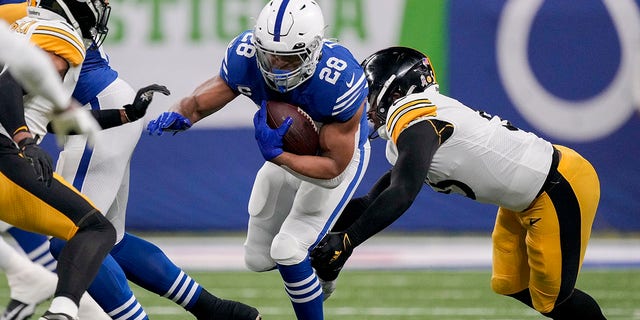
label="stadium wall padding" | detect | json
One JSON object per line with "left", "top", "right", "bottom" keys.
{"left": 44, "top": 0, "right": 640, "bottom": 232}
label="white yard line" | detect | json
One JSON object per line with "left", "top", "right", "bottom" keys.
{"left": 142, "top": 235, "right": 640, "bottom": 271}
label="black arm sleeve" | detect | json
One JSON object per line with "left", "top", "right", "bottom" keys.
{"left": 332, "top": 170, "right": 392, "bottom": 231}
{"left": 0, "top": 69, "right": 28, "bottom": 137}
{"left": 46, "top": 109, "right": 123, "bottom": 133}
{"left": 90, "top": 109, "right": 123, "bottom": 130}
{"left": 346, "top": 120, "right": 442, "bottom": 246}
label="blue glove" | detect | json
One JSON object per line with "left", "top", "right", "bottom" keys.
{"left": 253, "top": 100, "right": 292, "bottom": 161}
{"left": 147, "top": 112, "right": 192, "bottom": 136}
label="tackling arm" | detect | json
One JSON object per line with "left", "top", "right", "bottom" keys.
{"left": 310, "top": 120, "right": 441, "bottom": 273}
{"left": 0, "top": 69, "right": 54, "bottom": 186}
{"left": 46, "top": 84, "right": 170, "bottom": 133}
{"left": 347, "top": 121, "right": 438, "bottom": 246}
{"left": 331, "top": 170, "right": 392, "bottom": 232}
{"left": 0, "top": 68, "right": 30, "bottom": 142}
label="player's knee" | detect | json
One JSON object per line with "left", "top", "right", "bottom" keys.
{"left": 491, "top": 275, "right": 524, "bottom": 296}
{"left": 270, "top": 232, "right": 307, "bottom": 265}
{"left": 244, "top": 244, "right": 275, "bottom": 272}
{"left": 77, "top": 210, "right": 116, "bottom": 242}
{"left": 491, "top": 276, "right": 511, "bottom": 295}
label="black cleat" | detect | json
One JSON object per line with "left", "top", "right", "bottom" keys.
{"left": 215, "top": 299, "right": 261, "bottom": 320}
{"left": 1, "top": 299, "right": 36, "bottom": 320}
{"left": 37, "top": 311, "right": 76, "bottom": 320}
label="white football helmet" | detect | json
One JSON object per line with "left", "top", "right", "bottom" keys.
{"left": 28, "top": 0, "right": 111, "bottom": 48}
{"left": 253, "top": 0, "right": 325, "bottom": 93}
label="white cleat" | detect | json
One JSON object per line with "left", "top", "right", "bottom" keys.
{"left": 6, "top": 261, "right": 56, "bottom": 305}
{"left": 318, "top": 278, "right": 336, "bottom": 301}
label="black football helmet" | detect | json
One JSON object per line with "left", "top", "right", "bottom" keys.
{"left": 28, "top": 0, "right": 111, "bottom": 48}
{"left": 361, "top": 46, "right": 437, "bottom": 136}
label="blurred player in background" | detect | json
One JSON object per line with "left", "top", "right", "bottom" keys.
{"left": 0, "top": 17, "right": 116, "bottom": 320}
{"left": 1, "top": 15, "right": 109, "bottom": 320}
{"left": 1, "top": 0, "right": 262, "bottom": 319}
{"left": 148, "top": 0, "right": 370, "bottom": 318}
{"left": 311, "top": 46, "right": 606, "bottom": 320}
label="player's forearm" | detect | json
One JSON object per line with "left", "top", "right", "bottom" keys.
{"left": 275, "top": 152, "right": 343, "bottom": 179}
{"left": 171, "top": 75, "right": 237, "bottom": 124}
{"left": 346, "top": 186, "right": 414, "bottom": 247}
{"left": 0, "top": 70, "right": 30, "bottom": 141}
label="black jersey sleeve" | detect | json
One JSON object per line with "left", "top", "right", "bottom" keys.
{"left": 0, "top": 68, "right": 29, "bottom": 138}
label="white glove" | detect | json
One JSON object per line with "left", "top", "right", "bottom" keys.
{"left": 49, "top": 102, "right": 101, "bottom": 148}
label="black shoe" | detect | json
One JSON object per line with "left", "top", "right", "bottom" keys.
{"left": 314, "top": 265, "right": 341, "bottom": 282}
{"left": 215, "top": 300, "right": 261, "bottom": 320}
{"left": 0, "top": 299, "right": 36, "bottom": 320}
{"left": 37, "top": 311, "right": 76, "bottom": 320}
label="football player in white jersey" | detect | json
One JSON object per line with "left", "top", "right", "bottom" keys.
{"left": 0, "top": 17, "right": 113, "bottom": 320}
{"left": 310, "top": 46, "right": 606, "bottom": 320}
{"left": 0, "top": 4, "right": 121, "bottom": 319}
{"left": 148, "top": 0, "right": 370, "bottom": 318}
{"left": 2, "top": 0, "right": 261, "bottom": 319}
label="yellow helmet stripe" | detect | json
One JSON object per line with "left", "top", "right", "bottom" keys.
{"left": 387, "top": 99, "right": 438, "bottom": 142}
{"left": 31, "top": 25, "right": 85, "bottom": 66}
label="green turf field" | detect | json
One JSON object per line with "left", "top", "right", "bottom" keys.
{"left": 1, "top": 269, "right": 638, "bottom": 319}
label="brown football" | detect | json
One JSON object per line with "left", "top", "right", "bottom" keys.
{"left": 266, "top": 100, "right": 319, "bottom": 156}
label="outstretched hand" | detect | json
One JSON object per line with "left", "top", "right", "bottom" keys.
{"left": 124, "top": 84, "right": 171, "bottom": 122}
{"left": 310, "top": 231, "right": 354, "bottom": 281}
{"left": 253, "top": 100, "right": 292, "bottom": 161}
{"left": 147, "top": 112, "right": 192, "bottom": 135}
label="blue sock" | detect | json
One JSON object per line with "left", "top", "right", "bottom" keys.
{"left": 7, "top": 227, "right": 57, "bottom": 271}
{"left": 277, "top": 258, "right": 324, "bottom": 320}
{"left": 110, "top": 233, "right": 203, "bottom": 309}
{"left": 49, "top": 238, "right": 148, "bottom": 319}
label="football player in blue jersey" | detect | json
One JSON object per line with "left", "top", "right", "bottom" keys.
{"left": 310, "top": 47, "right": 606, "bottom": 320}
{"left": 148, "top": 0, "right": 370, "bottom": 319}
{"left": 1, "top": 0, "right": 261, "bottom": 319}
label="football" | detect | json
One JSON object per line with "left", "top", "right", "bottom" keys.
{"left": 266, "top": 100, "right": 320, "bottom": 156}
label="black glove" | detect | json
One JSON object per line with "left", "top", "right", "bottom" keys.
{"left": 18, "top": 137, "right": 53, "bottom": 187}
{"left": 124, "top": 84, "right": 171, "bottom": 121}
{"left": 310, "top": 232, "right": 353, "bottom": 281}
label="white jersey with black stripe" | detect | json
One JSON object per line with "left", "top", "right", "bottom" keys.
{"left": 11, "top": 15, "right": 85, "bottom": 140}
{"left": 383, "top": 85, "right": 553, "bottom": 211}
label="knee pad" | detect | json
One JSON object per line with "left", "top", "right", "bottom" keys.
{"left": 270, "top": 232, "right": 307, "bottom": 265}
{"left": 244, "top": 243, "right": 275, "bottom": 272}
{"left": 491, "top": 276, "right": 517, "bottom": 295}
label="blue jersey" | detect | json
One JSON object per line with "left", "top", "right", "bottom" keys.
{"left": 72, "top": 47, "right": 118, "bottom": 105}
{"left": 221, "top": 30, "right": 370, "bottom": 146}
